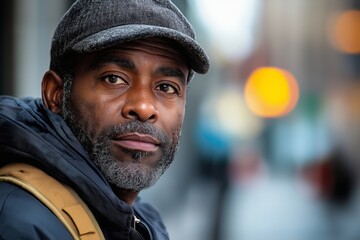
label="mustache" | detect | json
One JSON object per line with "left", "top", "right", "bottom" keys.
{"left": 103, "top": 120, "right": 169, "bottom": 146}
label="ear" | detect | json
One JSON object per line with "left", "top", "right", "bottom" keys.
{"left": 41, "top": 70, "right": 64, "bottom": 114}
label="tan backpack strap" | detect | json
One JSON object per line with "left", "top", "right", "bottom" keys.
{"left": 0, "top": 163, "right": 105, "bottom": 240}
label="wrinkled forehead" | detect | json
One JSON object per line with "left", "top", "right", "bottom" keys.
{"left": 111, "top": 37, "right": 188, "bottom": 64}
{"left": 73, "top": 37, "right": 190, "bottom": 78}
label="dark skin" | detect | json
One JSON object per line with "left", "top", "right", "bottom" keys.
{"left": 42, "top": 39, "right": 189, "bottom": 204}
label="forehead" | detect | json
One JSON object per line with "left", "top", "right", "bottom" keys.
{"left": 73, "top": 38, "right": 190, "bottom": 85}
{"left": 117, "top": 38, "right": 187, "bottom": 61}
{"left": 75, "top": 38, "right": 189, "bottom": 69}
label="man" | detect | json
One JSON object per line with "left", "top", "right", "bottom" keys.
{"left": 0, "top": 0, "right": 209, "bottom": 239}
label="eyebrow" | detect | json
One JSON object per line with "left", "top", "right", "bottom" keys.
{"left": 86, "top": 54, "right": 136, "bottom": 72}
{"left": 155, "top": 67, "right": 187, "bottom": 85}
{"left": 86, "top": 53, "right": 187, "bottom": 84}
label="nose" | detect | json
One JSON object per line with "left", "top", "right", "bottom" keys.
{"left": 121, "top": 90, "right": 159, "bottom": 123}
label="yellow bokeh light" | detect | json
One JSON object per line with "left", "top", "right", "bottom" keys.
{"left": 330, "top": 10, "right": 360, "bottom": 54}
{"left": 244, "top": 67, "right": 299, "bottom": 118}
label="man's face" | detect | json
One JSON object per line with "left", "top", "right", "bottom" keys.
{"left": 62, "top": 39, "right": 189, "bottom": 191}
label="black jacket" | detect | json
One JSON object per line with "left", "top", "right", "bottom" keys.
{"left": 0, "top": 96, "right": 169, "bottom": 240}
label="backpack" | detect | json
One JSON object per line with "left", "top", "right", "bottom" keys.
{"left": 0, "top": 162, "right": 105, "bottom": 240}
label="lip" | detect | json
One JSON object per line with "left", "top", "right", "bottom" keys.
{"left": 112, "top": 133, "right": 160, "bottom": 152}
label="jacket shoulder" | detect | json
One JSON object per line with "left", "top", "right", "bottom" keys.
{"left": 0, "top": 182, "right": 73, "bottom": 239}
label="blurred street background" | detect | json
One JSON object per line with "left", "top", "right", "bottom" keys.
{"left": 1, "top": 0, "right": 360, "bottom": 239}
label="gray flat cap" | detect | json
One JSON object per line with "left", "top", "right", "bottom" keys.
{"left": 50, "top": 0, "right": 210, "bottom": 75}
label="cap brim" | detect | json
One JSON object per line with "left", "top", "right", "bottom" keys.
{"left": 72, "top": 24, "right": 210, "bottom": 74}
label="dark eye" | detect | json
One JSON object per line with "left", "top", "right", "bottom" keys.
{"left": 102, "top": 75, "right": 126, "bottom": 85}
{"left": 156, "top": 83, "right": 178, "bottom": 94}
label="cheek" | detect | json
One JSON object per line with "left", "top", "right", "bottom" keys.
{"left": 163, "top": 103, "right": 186, "bottom": 134}
{"left": 177, "top": 106, "right": 186, "bottom": 126}
{"left": 70, "top": 92, "right": 108, "bottom": 139}
{"left": 154, "top": 98, "right": 182, "bottom": 137}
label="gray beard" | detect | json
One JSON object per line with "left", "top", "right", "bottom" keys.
{"left": 61, "top": 76, "right": 180, "bottom": 191}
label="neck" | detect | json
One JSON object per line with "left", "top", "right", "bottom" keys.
{"left": 113, "top": 187, "right": 139, "bottom": 205}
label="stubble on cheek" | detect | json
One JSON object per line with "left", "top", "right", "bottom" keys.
{"left": 74, "top": 100, "right": 104, "bottom": 139}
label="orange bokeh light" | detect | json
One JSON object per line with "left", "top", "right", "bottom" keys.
{"left": 244, "top": 67, "right": 300, "bottom": 118}
{"left": 330, "top": 10, "right": 360, "bottom": 54}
